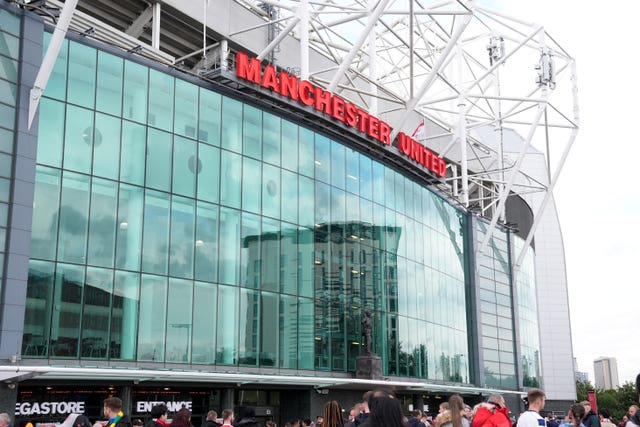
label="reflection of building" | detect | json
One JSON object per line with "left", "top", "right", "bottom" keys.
{"left": 0, "top": 0, "right": 576, "bottom": 423}
{"left": 594, "top": 357, "right": 619, "bottom": 390}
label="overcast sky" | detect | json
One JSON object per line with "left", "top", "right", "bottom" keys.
{"left": 491, "top": 0, "right": 640, "bottom": 385}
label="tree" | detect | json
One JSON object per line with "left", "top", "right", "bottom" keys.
{"left": 575, "top": 380, "right": 638, "bottom": 422}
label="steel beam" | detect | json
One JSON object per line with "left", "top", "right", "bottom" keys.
{"left": 28, "top": 0, "right": 78, "bottom": 129}
{"left": 124, "top": 5, "right": 153, "bottom": 38}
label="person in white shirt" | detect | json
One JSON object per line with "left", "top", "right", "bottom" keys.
{"left": 516, "top": 389, "right": 546, "bottom": 427}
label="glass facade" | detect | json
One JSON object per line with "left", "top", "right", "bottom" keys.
{"left": 17, "top": 31, "right": 548, "bottom": 389}
{"left": 0, "top": 7, "right": 20, "bottom": 295}
{"left": 476, "top": 221, "right": 517, "bottom": 389}
{"left": 514, "top": 237, "right": 542, "bottom": 387}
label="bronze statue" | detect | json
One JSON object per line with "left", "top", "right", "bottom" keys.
{"left": 362, "top": 309, "right": 372, "bottom": 355}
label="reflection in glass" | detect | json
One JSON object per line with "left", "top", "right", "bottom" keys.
{"left": 195, "top": 201, "right": 218, "bottom": 282}
{"left": 120, "top": 120, "right": 146, "bottom": 186}
{"left": 23, "top": 260, "right": 55, "bottom": 357}
{"left": 63, "top": 105, "right": 93, "bottom": 174}
{"left": 31, "top": 166, "right": 61, "bottom": 260}
{"left": 166, "top": 278, "right": 193, "bottom": 362}
{"left": 239, "top": 288, "right": 259, "bottom": 366}
{"left": 93, "top": 113, "right": 121, "bottom": 180}
{"left": 37, "top": 98, "right": 65, "bottom": 167}
{"left": 67, "top": 42, "right": 96, "bottom": 108}
{"left": 199, "top": 88, "right": 221, "bottom": 146}
{"left": 57, "top": 171, "right": 90, "bottom": 264}
{"left": 138, "top": 274, "right": 167, "bottom": 361}
{"left": 81, "top": 267, "right": 112, "bottom": 358}
{"left": 169, "top": 196, "right": 195, "bottom": 279}
{"left": 192, "top": 281, "right": 217, "bottom": 364}
{"left": 51, "top": 263, "right": 84, "bottom": 358}
{"left": 141, "top": 190, "right": 170, "bottom": 275}
{"left": 148, "top": 69, "right": 174, "bottom": 132}
{"left": 96, "top": 51, "right": 123, "bottom": 116}
{"left": 123, "top": 61, "right": 148, "bottom": 123}
{"left": 111, "top": 270, "right": 139, "bottom": 360}
{"left": 216, "top": 285, "right": 238, "bottom": 364}
{"left": 174, "top": 79, "right": 198, "bottom": 138}
{"left": 87, "top": 178, "right": 117, "bottom": 268}
{"left": 115, "top": 184, "right": 143, "bottom": 271}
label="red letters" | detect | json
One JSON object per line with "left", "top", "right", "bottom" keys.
{"left": 397, "top": 132, "right": 447, "bottom": 178}
{"left": 261, "top": 65, "right": 280, "bottom": 93}
{"left": 235, "top": 53, "right": 446, "bottom": 178}
{"left": 331, "top": 96, "right": 345, "bottom": 122}
{"left": 299, "top": 81, "right": 315, "bottom": 106}
{"left": 314, "top": 87, "right": 332, "bottom": 115}
{"left": 279, "top": 71, "right": 299, "bottom": 100}
{"left": 236, "top": 51, "right": 261, "bottom": 84}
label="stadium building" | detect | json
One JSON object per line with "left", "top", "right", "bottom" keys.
{"left": 0, "top": 0, "right": 578, "bottom": 424}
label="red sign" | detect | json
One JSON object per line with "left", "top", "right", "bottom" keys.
{"left": 235, "top": 52, "right": 446, "bottom": 178}
{"left": 587, "top": 390, "right": 598, "bottom": 414}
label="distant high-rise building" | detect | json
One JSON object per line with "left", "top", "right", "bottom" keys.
{"left": 574, "top": 357, "right": 589, "bottom": 383}
{"left": 594, "top": 357, "right": 620, "bottom": 390}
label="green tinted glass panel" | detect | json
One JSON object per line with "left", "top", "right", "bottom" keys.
{"left": 115, "top": 183, "right": 143, "bottom": 271}
{"left": 330, "top": 140, "right": 345, "bottom": 190}
{"left": 0, "top": 178, "right": 11, "bottom": 202}
{"left": 166, "top": 278, "right": 193, "bottom": 363}
{"left": 216, "top": 284, "right": 238, "bottom": 364}
{"left": 263, "top": 112, "right": 280, "bottom": 166}
{"left": 281, "top": 170, "right": 297, "bottom": 224}
{"left": 242, "top": 156, "right": 261, "bottom": 214}
{"left": 261, "top": 217, "right": 279, "bottom": 292}
{"left": 63, "top": 105, "right": 93, "bottom": 173}
{"left": 0, "top": 78, "right": 17, "bottom": 106}
{"left": 0, "top": 203, "right": 6, "bottom": 225}
{"left": 172, "top": 136, "right": 196, "bottom": 197}
{"left": 0, "top": 9, "right": 21, "bottom": 36}
{"left": 297, "top": 227, "right": 313, "bottom": 298}
{"left": 195, "top": 201, "right": 218, "bottom": 283}
{"left": 298, "top": 176, "right": 314, "bottom": 228}
{"left": 192, "top": 281, "right": 217, "bottom": 364}
{"left": 298, "top": 128, "right": 314, "bottom": 177}
{"left": 219, "top": 150, "right": 241, "bottom": 208}
{"left": 279, "top": 294, "right": 297, "bottom": 368}
{"left": 123, "top": 61, "right": 148, "bottom": 123}
{"left": 111, "top": 270, "right": 139, "bottom": 360}
{"left": 23, "top": 260, "right": 55, "bottom": 358}
{"left": 0, "top": 227, "right": 5, "bottom": 249}
{"left": 262, "top": 163, "right": 280, "bottom": 219}
{"left": 93, "top": 113, "right": 121, "bottom": 180}
{"left": 221, "top": 97, "right": 242, "bottom": 153}
{"left": 281, "top": 120, "right": 298, "bottom": 172}
{"left": 0, "top": 103, "right": 15, "bottom": 129}
{"left": 240, "top": 212, "right": 260, "bottom": 289}
{"left": 96, "top": 51, "right": 123, "bottom": 116}
{"left": 57, "top": 171, "right": 90, "bottom": 263}
{"left": 198, "top": 88, "right": 221, "bottom": 146}
{"left": 261, "top": 292, "right": 278, "bottom": 366}
{"left": 146, "top": 128, "right": 172, "bottom": 192}
{"left": 81, "top": 267, "right": 113, "bottom": 358}
{"left": 51, "top": 263, "right": 84, "bottom": 358}
{"left": 169, "top": 196, "right": 195, "bottom": 279}
{"left": 120, "top": 120, "right": 146, "bottom": 185}
{"left": 0, "top": 32, "right": 19, "bottom": 58}
{"left": 243, "top": 105, "right": 261, "bottom": 159}
{"left": 148, "top": 69, "right": 174, "bottom": 132}
{"left": 219, "top": 207, "right": 240, "bottom": 285}
{"left": 138, "top": 274, "right": 167, "bottom": 361}
{"left": 141, "top": 189, "right": 170, "bottom": 274}
{"left": 0, "top": 152, "right": 11, "bottom": 177}
{"left": 280, "top": 223, "right": 298, "bottom": 295}
{"left": 87, "top": 178, "right": 117, "bottom": 268}
{"left": 0, "top": 128, "right": 13, "bottom": 154}
{"left": 174, "top": 79, "right": 198, "bottom": 138}
{"left": 346, "top": 148, "right": 359, "bottom": 194}
{"left": 196, "top": 143, "right": 219, "bottom": 203}
{"left": 42, "top": 34, "right": 67, "bottom": 100}
{"left": 298, "top": 297, "right": 314, "bottom": 369}
{"left": 67, "top": 41, "right": 96, "bottom": 108}
{"left": 239, "top": 288, "right": 259, "bottom": 366}
{"left": 31, "top": 166, "right": 61, "bottom": 260}
{"left": 315, "top": 134, "right": 330, "bottom": 183}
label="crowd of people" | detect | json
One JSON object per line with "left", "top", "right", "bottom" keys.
{"left": 1, "top": 374, "right": 639, "bottom": 427}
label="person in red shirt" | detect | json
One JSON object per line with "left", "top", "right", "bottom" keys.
{"left": 471, "top": 395, "right": 511, "bottom": 427}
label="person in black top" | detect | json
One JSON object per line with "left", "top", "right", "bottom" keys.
{"left": 103, "top": 398, "right": 132, "bottom": 427}
{"left": 203, "top": 411, "right": 222, "bottom": 427}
